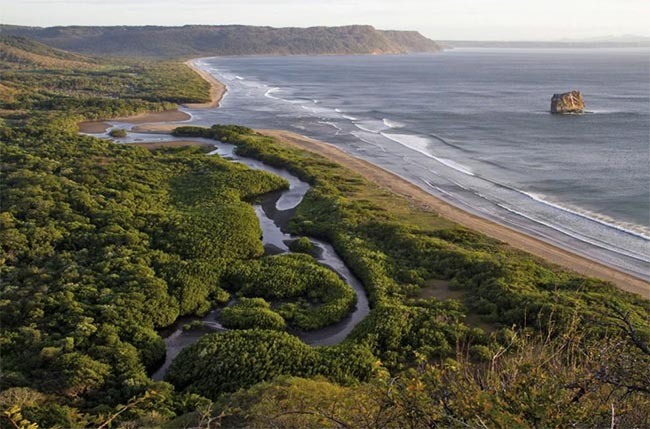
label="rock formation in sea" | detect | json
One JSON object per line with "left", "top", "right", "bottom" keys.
{"left": 551, "top": 90, "right": 585, "bottom": 114}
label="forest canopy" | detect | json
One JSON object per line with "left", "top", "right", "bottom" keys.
{"left": 0, "top": 36, "right": 648, "bottom": 429}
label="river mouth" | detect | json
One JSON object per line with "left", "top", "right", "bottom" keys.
{"left": 100, "top": 134, "right": 371, "bottom": 380}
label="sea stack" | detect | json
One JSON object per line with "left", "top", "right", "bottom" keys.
{"left": 550, "top": 90, "right": 585, "bottom": 114}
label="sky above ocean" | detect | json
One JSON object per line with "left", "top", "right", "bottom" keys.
{"left": 2, "top": 0, "right": 649, "bottom": 40}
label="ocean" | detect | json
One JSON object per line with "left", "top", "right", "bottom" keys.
{"left": 184, "top": 48, "right": 650, "bottom": 280}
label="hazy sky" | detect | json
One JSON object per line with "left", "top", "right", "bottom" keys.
{"left": 1, "top": 0, "right": 649, "bottom": 40}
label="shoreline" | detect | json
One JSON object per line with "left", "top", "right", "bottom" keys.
{"left": 101, "top": 59, "right": 647, "bottom": 297}
{"left": 257, "top": 129, "right": 649, "bottom": 297}
{"left": 78, "top": 58, "right": 226, "bottom": 134}
{"left": 183, "top": 59, "right": 227, "bottom": 109}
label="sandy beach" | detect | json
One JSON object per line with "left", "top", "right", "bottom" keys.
{"left": 130, "top": 123, "right": 183, "bottom": 133}
{"left": 116, "top": 109, "right": 191, "bottom": 124}
{"left": 78, "top": 59, "right": 225, "bottom": 134}
{"left": 258, "top": 129, "right": 649, "bottom": 297}
{"left": 79, "top": 121, "right": 112, "bottom": 133}
{"left": 78, "top": 110, "right": 190, "bottom": 134}
{"left": 127, "top": 140, "right": 215, "bottom": 150}
{"left": 183, "top": 60, "right": 227, "bottom": 109}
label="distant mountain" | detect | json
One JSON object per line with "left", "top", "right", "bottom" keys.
{"left": 0, "top": 35, "right": 97, "bottom": 69}
{"left": 0, "top": 25, "right": 441, "bottom": 58}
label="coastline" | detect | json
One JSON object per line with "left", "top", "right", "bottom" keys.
{"left": 257, "top": 129, "right": 649, "bottom": 297}
{"left": 97, "top": 59, "right": 648, "bottom": 297}
{"left": 78, "top": 58, "right": 226, "bottom": 134}
{"left": 183, "top": 59, "right": 227, "bottom": 109}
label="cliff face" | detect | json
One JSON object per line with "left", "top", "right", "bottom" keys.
{"left": 0, "top": 25, "right": 441, "bottom": 58}
{"left": 380, "top": 30, "right": 440, "bottom": 52}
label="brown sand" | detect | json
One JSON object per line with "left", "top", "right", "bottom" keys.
{"left": 130, "top": 123, "right": 190, "bottom": 134}
{"left": 78, "top": 111, "right": 190, "bottom": 134}
{"left": 115, "top": 109, "right": 191, "bottom": 124}
{"left": 79, "top": 121, "right": 111, "bottom": 133}
{"left": 183, "top": 60, "right": 227, "bottom": 109}
{"left": 127, "top": 140, "right": 215, "bottom": 150}
{"left": 258, "top": 129, "right": 649, "bottom": 297}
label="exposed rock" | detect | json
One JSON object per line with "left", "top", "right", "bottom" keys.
{"left": 551, "top": 90, "right": 585, "bottom": 114}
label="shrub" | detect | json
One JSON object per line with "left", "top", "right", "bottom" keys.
{"left": 220, "top": 298, "right": 286, "bottom": 331}
{"left": 108, "top": 128, "right": 127, "bottom": 138}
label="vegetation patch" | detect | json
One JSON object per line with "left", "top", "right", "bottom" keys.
{"left": 287, "top": 236, "right": 317, "bottom": 255}
{"left": 224, "top": 254, "right": 356, "bottom": 330}
{"left": 108, "top": 128, "right": 127, "bottom": 138}
{"left": 165, "top": 330, "right": 377, "bottom": 398}
{"left": 220, "top": 298, "right": 286, "bottom": 331}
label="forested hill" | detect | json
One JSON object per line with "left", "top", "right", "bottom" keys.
{"left": 0, "top": 35, "right": 98, "bottom": 69}
{"left": 0, "top": 24, "right": 441, "bottom": 58}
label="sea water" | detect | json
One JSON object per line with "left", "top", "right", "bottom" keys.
{"left": 184, "top": 48, "right": 650, "bottom": 280}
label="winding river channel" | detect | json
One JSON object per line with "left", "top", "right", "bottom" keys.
{"left": 87, "top": 127, "right": 370, "bottom": 380}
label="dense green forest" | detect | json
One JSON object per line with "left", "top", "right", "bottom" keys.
{"left": 0, "top": 36, "right": 648, "bottom": 428}
{"left": 0, "top": 35, "right": 210, "bottom": 129}
{"left": 0, "top": 25, "right": 441, "bottom": 58}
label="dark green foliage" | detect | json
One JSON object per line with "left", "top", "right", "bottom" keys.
{"left": 349, "top": 301, "right": 476, "bottom": 370}
{"left": 182, "top": 321, "right": 204, "bottom": 332}
{"left": 108, "top": 128, "right": 127, "bottom": 138}
{"left": 224, "top": 254, "right": 356, "bottom": 330}
{"left": 220, "top": 298, "right": 286, "bottom": 331}
{"left": 0, "top": 126, "right": 287, "bottom": 405}
{"left": 165, "top": 330, "right": 376, "bottom": 398}
{"left": 288, "top": 236, "right": 317, "bottom": 255}
{"left": 175, "top": 124, "right": 650, "bottom": 368}
{"left": 0, "top": 35, "right": 211, "bottom": 124}
{"left": 176, "top": 125, "right": 650, "bottom": 331}
{"left": 1, "top": 37, "right": 647, "bottom": 428}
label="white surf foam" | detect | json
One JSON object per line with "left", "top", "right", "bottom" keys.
{"left": 496, "top": 203, "right": 650, "bottom": 264}
{"left": 318, "top": 121, "right": 343, "bottom": 134}
{"left": 263, "top": 87, "right": 307, "bottom": 104}
{"left": 517, "top": 190, "right": 650, "bottom": 241}
{"left": 383, "top": 118, "right": 405, "bottom": 129}
{"left": 351, "top": 131, "right": 387, "bottom": 152}
{"left": 264, "top": 87, "right": 281, "bottom": 100}
{"left": 381, "top": 133, "right": 476, "bottom": 176}
{"left": 354, "top": 120, "right": 389, "bottom": 133}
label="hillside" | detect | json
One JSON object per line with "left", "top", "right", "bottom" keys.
{"left": 0, "top": 35, "right": 209, "bottom": 117}
{"left": 0, "top": 35, "right": 98, "bottom": 69}
{"left": 0, "top": 24, "right": 441, "bottom": 58}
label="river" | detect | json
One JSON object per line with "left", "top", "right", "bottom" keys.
{"left": 88, "top": 130, "right": 370, "bottom": 380}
